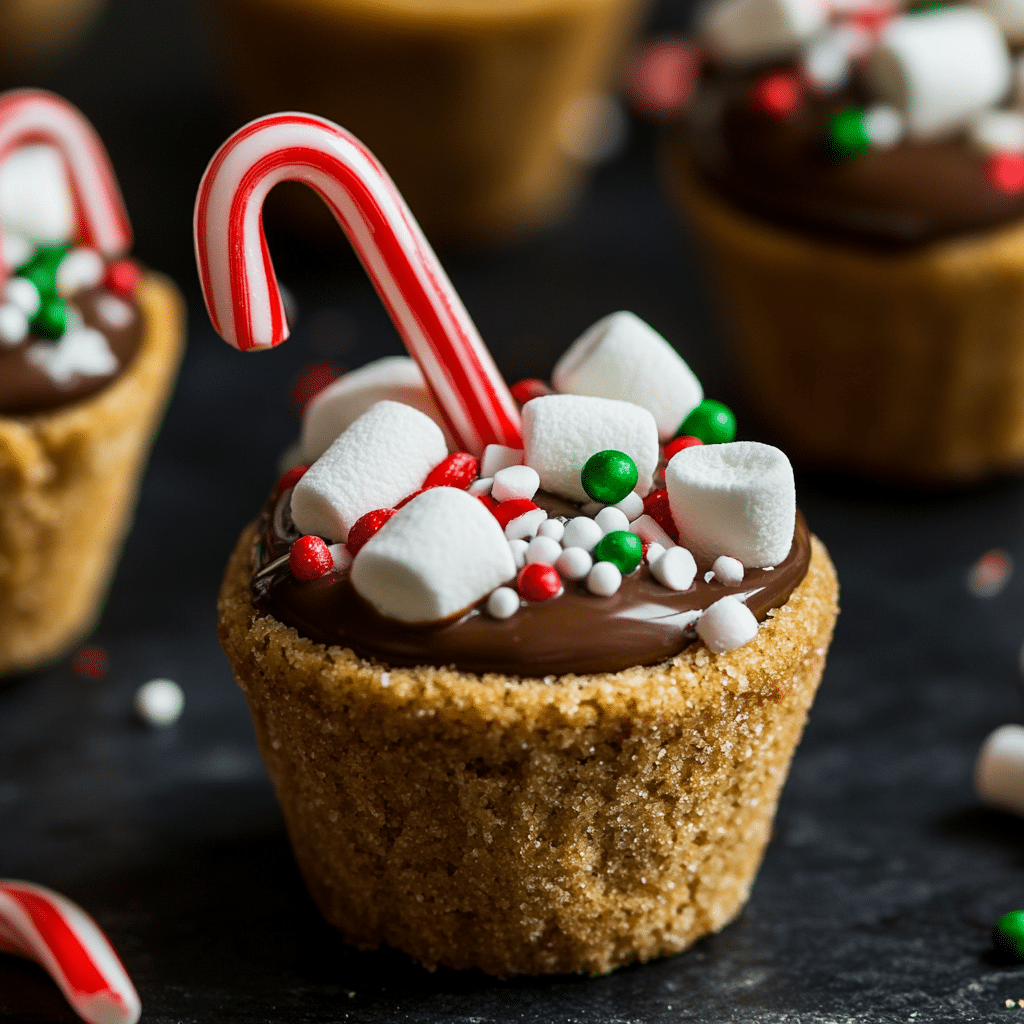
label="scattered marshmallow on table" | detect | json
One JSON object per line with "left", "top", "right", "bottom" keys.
{"left": 523, "top": 394, "right": 659, "bottom": 502}
{"left": 666, "top": 441, "right": 796, "bottom": 568}
{"left": 556, "top": 546, "right": 593, "bottom": 580}
{"left": 651, "top": 546, "right": 697, "bottom": 591}
{"left": 695, "top": 596, "right": 759, "bottom": 654}
{"left": 866, "top": 10, "right": 1011, "bottom": 140}
{"left": 480, "top": 443, "right": 524, "bottom": 478}
{"left": 292, "top": 400, "right": 447, "bottom": 542}
{"left": 134, "top": 679, "right": 184, "bottom": 727}
{"left": 492, "top": 464, "right": 540, "bottom": 502}
{"left": 563, "top": 515, "right": 604, "bottom": 552}
{"left": 976, "top": 724, "right": 1024, "bottom": 816}
{"left": 300, "top": 356, "right": 453, "bottom": 463}
{"left": 699, "top": 0, "right": 827, "bottom": 66}
{"left": 351, "top": 487, "right": 516, "bottom": 623}
{"left": 713, "top": 555, "right": 745, "bottom": 586}
{"left": 552, "top": 311, "right": 703, "bottom": 440}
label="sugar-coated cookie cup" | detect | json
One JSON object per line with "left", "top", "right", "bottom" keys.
{"left": 218, "top": 521, "right": 838, "bottom": 976}
{"left": 205, "top": 0, "right": 646, "bottom": 240}
{"left": 0, "top": 273, "right": 185, "bottom": 675}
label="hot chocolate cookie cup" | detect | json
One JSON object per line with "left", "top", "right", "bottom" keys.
{"left": 0, "top": 273, "right": 184, "bottom": 675}
{"left": 668, "top": 155, "right": 1024, "bottom": 484}
{"left": 219, "top": 520, "right": 838, "bottom": 977}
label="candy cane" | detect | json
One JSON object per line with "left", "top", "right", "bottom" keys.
{"left": 0, "top": 880, "right": 141, "bottom": 1024}
{"left": 0, "top": 90, "right": 132, "bottom": 278}
{"left": 194, "top": 112, "right": 522, "bottom": 456}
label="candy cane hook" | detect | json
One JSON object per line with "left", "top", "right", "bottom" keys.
{"left": 0, "top": 90, "right": 132, "bottom": 278}
{"left": 0, "top": 880, "right": 141, "bottom": 1024}
{"left": 194, "top": 112, "right": 522, "bottom": 456}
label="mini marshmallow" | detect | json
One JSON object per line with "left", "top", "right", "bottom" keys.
{"left": 563, "top": 516, "right": 604, "bottom": 552}
{"left": 301, "top": 356, "right": 452, "bottom": 463}
{"left": 492, "top": 464, "right": 540, "bottom": 502}
{"left": 613, "top": 491, "right": 644, "bottom": 522}
{"left": 595, "top": 506, "right": 630, "bottom": 535}
{"left": 351, "top": 487, "right": 516, "bottom": 624}
{"left": 4, "top": 276, "right": 39, "bottom": 317}
{"left": 556, "top": 546, "right": 593, "bottom": 580}
{"left": 292, "top": 400, "right": 447, "bottom": 542}
{"left": 713, "top": 555, "right": 745, "bottom": 586}
{"left": 487, "top": 586, "right": 521, "bottom": 620}
{"left": 645, "top": 542, "right": 666, "bottom": 565}
{"left": 0, "top": 144, "right": 75, "bottom": 242}
{"left": 587, "top": 560, "right": 622, "bottom": 596}
{"left": 328, "top": 543, "right": 353, "bottom": 573}
{"left": 505, "top": 508, "right": 548, "bottom": 541}
{"left": 630, "top": 513, "right": 676, "bottom": 549}
{"left": 523, "top": 394, "right": 659, "bottom": 501}
{"left": 468, "top": 477, "right": 494, "bottom": 496}
{"left": 56, "top": 247, "right": 104, "bottom": 298}
{"left": 508, "top": 538, "right": 529, "bottom": 569}
{"left": 975, "top": 724, "right": 1024, "bottom": 815}
{"left": 526, "top": 535, "right": 562, "bottom": 565}
{"left": 25, "top": 327, "right": 118, "bottom": 383}
{"left": 969, "top": 108, "right": 1024, "bottom": 154}
{"left": 134, "top": 679, "right": 184, "bottom": 728}
{"left": 537, "top": 518, "right": 566, "bottom": 543}
{"left": 0, "top": 304, "right": 26, "bottom": 346}
{"left": 695, "top": 596, "right": 759, "bottom": 654}
{"left": 552, "top": 312, "right": 703, "bottom": 441}
{"left": 699, "top": 0, "right": 827, "bottom": 65}
{"left": 866, "top": 10, "right": 1011, "bottom": 140}
{"left": 665, "top": 441, "right": 795, "bottom": 568}
{"left": 480, "top": 444, "right": 525, "bottom": 478}
{"left": 95, "top": 294, "right": 133, "bottom": 329}
{"left": 651, "top": 546, "right": 697, "bottom": 591}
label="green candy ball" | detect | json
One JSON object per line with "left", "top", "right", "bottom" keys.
{"left": 827, "top": 107, "right": 870, "bottom": 158}
{"left": 994, "top": 911, "right": 1024, "bottom": 958}
{"left": 31, "top": 296, "right": 69, "bottom": 340}
{"left": 33, "top": 242, "right": 72, "bottom": 269}
{"left": 592, "top": 530, "right": 642, "bottom": 575}
{"left": 678, "top": 399, "right": 737, "bottom": 445}
{"left": 581, "top": 449, "right": 638, "bottom": 504}
{"left": 18, "top": 260, "right": 58, "bottom": 297}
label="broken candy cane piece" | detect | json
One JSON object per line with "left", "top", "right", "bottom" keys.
{"left": 695, "top": 595, "right": 759, "bottom": 654}
{"left": 351, "top": 487, "right": 516, "bottom": 623}
{"left": 553, "top": 312, "right": 703, "bottom": 441}
{"left": 0, "top": 879, "right": 141, "bottom": 1024}
{"left": 291, "top": 400, "right": 447, "bottom": 542}
{"left": 699, "top": 0, "right": 827, "bottom": 65}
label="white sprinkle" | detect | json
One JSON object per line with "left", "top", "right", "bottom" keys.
{"left": 864, "top": 105, "right": 904, "bottom": 150}
{"left": 328, "top": 543, "right": 352, "bottom": 572}
{"left": 505, "top": 508, "right": 548, "bottom": 541}
{"left": 587, "top": 560, "right": 622, "bottom": 596}
{"left": 508, "top": 538, "right": 529, "bottom": 569}
{"left": 713, "top": 555, "right": 745, "bottom": 586}
{"left": 526, "top": 535, "right": 562, "bottom": 566}
{"left": 492, "top": 464, "right": 540, "bottom": 502}
{"left": 96, "top": 293, "right": 133, "bottom": 330}
{"left": 556, "top": 546, "right": 593, "bottom": 580}
{"left": 134, "top": 679, "right": 184, "bottom": 727}
{"left": 25, "top": 327, "right": 118, "bottom": 383}
{"left": 563, "top": 516, "right": 603, "bottom": 552}
{"left": 487, "top": 586, "right": 520, "bottom": 620}
{"left": 651, "top": 547, "right": 698, "bottom": 591}
{"left": 56, "top": 247, "right": 104, "bottom": 298}
{"left": 4, "top": 276, "right": 39, "bottom": 316}
{"left": 595, "top": 506, "right": 630, "bottom": 535}
{"left": 537, "top": 518, "right": 565, "bottom": 542}
{"left": 468, "top": 477, "right": 493, "bottom": 497}
{"left": 0, "top": 304, "right": 27, "bottom": 346}
{"left": 613, "top": 491, "right": 644, "bottom": 521}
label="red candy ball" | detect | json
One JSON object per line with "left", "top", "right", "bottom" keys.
{"left": 510, "top": 378, "right": 551, "bottom": 404}
{"left": 752, "top": 71, "right": 802, "bottom": 119}
{"left": 290, "top": 535, "right": 334, "bottom": 581}
{"left": 663, "top": 435, "right": 703, "bottom": 462}
{"left": 517, "top": 563, "right": 562, "bottom": 602}
{"left": 424, "top": 452, "right": 479, "bottom": 490}
{"left": 273, "top": 464, "right": 308, "bottom": 498}
{"left": 988, "top": 153, "right": 1024, "bottom": 195}
{"left": 103, "top": 258, "right": 142, "bottom": 299}
{"left": 346, "top": 508, "right": 398, "bottom": 556}
{"left": 642, "top": 488, "right": 679, "bottom": 542}
{"left": 493, "top": 498, "right": 539, "bottom": 528}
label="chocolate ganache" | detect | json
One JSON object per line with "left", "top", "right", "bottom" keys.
{"left": 250, "top": 487, "right": 811, "bottom": 677}
{"left": 683, "top": 70, "right": 1024, "bottom": 251}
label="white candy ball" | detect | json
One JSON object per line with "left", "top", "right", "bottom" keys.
{"left": 4, "top": 276, "right": 39, "bottom": 316}
{"left": 651, "top": 546, "right": 698, "bottom": 591}
{"left": 492, "top": 464, "right": 540, "bottom": 502}
{"left": 487, "top": 586, "right": 521, "bottom": 620}
{"left": 537, "top": 518, "right": 566, "bottom": 542}
{"left": 713, "top": 555, "right": 745, "bottom": 586}
{"left": 695, "top": 596, "right": 759, "bottom": 654}
{"left": 556, "top": 546, "right": 593, "bottom": 580}
{"left": 563, "top": 516, "right": 604, "bottom": 552}
{"left": 508, "top": 538, "right": 529, "bottom": 569}
{"left": 0, "top": 304, "right": 27, "bottom": 346}
{"left": 864, "top": 105, "right": 905, "bottom": 149}
{"left": 526, "top": 535, "right": 562, "bottom": 565}
{"left": 587, "top": 560, "right": 622, "bottom": 596}
{"left": 595, "top": 506, "right": 630, "bottom": 535}
{"left": 134, "top": 679, "right": 184, "bottom": 727}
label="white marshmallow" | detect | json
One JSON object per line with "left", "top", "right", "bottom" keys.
{"left": 4, "top": 276, "right": 39, "bottom": 316}
{"left": 523, "top": 394, "right": 659, "bottom": 502}
{"left": 468, "top": 477, "right": 493, "bottom": 496}
{"left": 552, "top": 312, "right": 703, "bottom": 441}
{"left": 487, "top": 586, "right": 521, "bottom": 620}
{"left": 351, "top": 487, "right": 516, "bottom": 624}
{"left": 699, "top": 0, "right": 827, "bottom": 65}
{"left": 134, "top": 679, "right": 185, "bottom": 728}
{"left": 613, "top": 491, "right": 644, "bottom": 521}
{"left": 650, "top": 546, "right": 697, "bottom": 591}
{"left": 292, "top": 400, "right": 447, "bottom": 542}
{"left": 505, "top": 508, "right": 548, "bottom": 541}
{"left": 0, "top": 304, "right": 26, "bottom": 346}
{"left": 526, "top": 535, "right": 562, "bottom": 565}
{"left": 975, "top": 724, "right": 1024, "bottom": 816}
{"left": 25, "top": 327, "right": 118, "bottom": 383}
{"left": 328, "top": 543, "right": 353, "bottom": 573}
{"left": 587, "top": 561, "right": 622, "bottom": 596}
{"left": 563, "top": 516, "right": 604, "bottom": 552}
{"left": 969, "top": 108, "right": 1024, "bottom": 154}
{"left": 300, "top": 356, "right": 452, "bottom": 463}
{"left": 665, "top": 441, "right": 795, "bottom": 568}
{"left": 866, "top": 10, "right": 1011, "bottom": 140}
{"left": 480, "top": 444, "right": 525, "bottom": 478}
{"left": 56, "top": 247, "right": 104, "bottom": 298}
{"left": 645, "top": 542, "right": 666, "bottom": 565}
{"left": 492, "top": 464, "right": 540, "bottom": 503}
{"left": 556, "top": 546, "right": 593, "bottom": 580}
{"left": 595, "top": 506, "right": 630, "bottom": 535}
{"left": 0, "top": 144, "right": 75, "bottom": 243}
{"left": 508, "top": 538, "right": 529, "bottom": 569}
{"left": 695, "top": 596, "right": 759, "bottom": 654}
{"left": 537, "top": 518, "right": 566, "bottom": 543}
{"left": 630, "top": 513, "right": 676, "bottom": 550}
{"left": 713, "top": 555, "right": 745, "bottom": 586}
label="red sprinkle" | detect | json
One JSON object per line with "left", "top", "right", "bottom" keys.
{"left": 478, "top": 494, "right": 499, "bottom": 512}
{"left": 395, "top": 488, "right": 425, "bottom": 509}
{"left": 71, "top": 644, "right": 108, "bottom": 681}
{"left": 291, "top": 361, "right": 344, "bottom": 416}
{"left": 851, "top": 7, "right": 894, "bottom": 36}
{"left": 103, "top": 258, "right": 142, "bottom": 298}
{"left": 517, "top": 563, "right": 562, "bottom": 602}
{"left": 346, "top": 508, "right": 398, "bottom": 556}
{"left": 752, "top": 72, "right": 802, "bottom": 119}
{"left": 273, "top": 464, "right": 308, "bottom": 498}
{"left": 643, "top": 488, "right": 679, "bottom": 542}
{"left": 510, "top": 378, "right": 552, "bottom": 405}
{"left": 290, "top": 535, "right": 334, "bottom": 581}
{"left": 424, "top": 452, "right": 479, "bottom": 490}
{"left": 625, "top": 37, "right": 700, "bottom": 119}
{"left": 987, "top": 153, "right": 1024, "bottom": 195}
{"left": 493, "top": 499, "right": 539, "bottom": 528}
{"left": 663, "top": 435, "right": 703, "bottom": 462}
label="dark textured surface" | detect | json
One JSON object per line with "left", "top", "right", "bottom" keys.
{"left": 4, "top": 2, "right": 1024, "bottom": 1022}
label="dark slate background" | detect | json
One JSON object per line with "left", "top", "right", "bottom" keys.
{"left": 4, "top": 1, "right": 1024, "bottom": 1021}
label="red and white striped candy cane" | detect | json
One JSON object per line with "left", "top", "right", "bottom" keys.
{"left": 0, "top": 90, "right": 132, "bottom": 279}
{"left": 194, "top": 112, "right": 522, "bottom": 456}
{"left": 0, "top": 880, "right": 141, "bottom": 1024}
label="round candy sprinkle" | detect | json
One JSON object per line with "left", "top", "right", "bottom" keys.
{"left": 346, "top": 508, "right": 398, "bottom": 556}
{"left": 595, "top": 506, "right": 630, "bottom": 535}
{"left": 677, "top": 399, "right": 736, "bottom": 445}
{"left": 581, "top": 449, "right": 638, "bottom": 504}
{"left": 134, "top": 678, "right": 184, "bottom": 727}
{"left": 509, "top": 378, "right": 551, "bottom": 404}
{"left": 273, "top": 463, "right": 308, "bottom": 498}
{"left": 103, "top": 258, "right": 143, "bottom": 299}
{"left": 290, "top": 535, "right": 335, "bottom": 580}
{"left": 864, "top": 105, "right": 903, "bottom": 150}
{"left": 526, "top": 535, "right": 562, "bottom": 566}
{"left": 0, "top": 304, "right": 27, "bottom": 346}
{"left": 424, "top": 452, "right": 479, "bottom": 490}
{"left": 31, "top": 295, "right": 69, "bottom": 340}
{"left": 487, "top": 586, "right": 520, "bottom": 619}
{"left": 827, "top": 107, "right": 870, "bottom": 157}
{"left": 988, "top": 153, "right": 1024, "bottom": 196}
{"left": 752, "top": 71, "right": 802, "bottom": 119}
{"left": 556, "top": 546, "right": 592, "bottom": 580}
{"left": 993, "top": 910, "right": 1024, "bottom": 958}
{"left": 663, "top": 435, "right": 703, "bottom": 462}
{"left": 587, "top": 560, "right": 622, "bottom": 596}
{"left": 592, "top": 530, "right": 642, "bottom": 574}
{"left": 4, "top": 276, "right": 40, "bottom": 316}
{"left": 517, "top": 563, "right": 562, "bottom": 602}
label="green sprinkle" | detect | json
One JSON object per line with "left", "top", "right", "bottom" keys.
{"left": 677, "top": 399, "right": 737, "bottom": 445}
{"left": 592, "top": 531, "right": 642, "bottom": 575}
{"left": 994, "top": 911, "right": 1024, "bottom": 958}
{"left": 581, "top": 450, "right": 638, "bottom": 504}
{"left": 31, "top": 295, "right": 69, "bottom": 340}
{"left": 827, "top": 107, "right": 871, "bottom": 157}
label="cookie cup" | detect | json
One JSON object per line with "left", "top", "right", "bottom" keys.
{"left": 218, "top": 522, "right": 838, "bottom": 976}
{"left": 670, "top": 156, "right": 1024, "bottom": 483}
{"left": 0, "top": 274, "right": 185, "bottom": 675}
